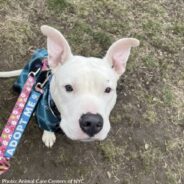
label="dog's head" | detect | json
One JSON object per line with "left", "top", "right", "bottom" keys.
{"left": 41, "top": 25, "right": 139, "bottom": 141}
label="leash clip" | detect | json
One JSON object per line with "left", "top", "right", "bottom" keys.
{"left": 35, "top": 71, "right": 50, "bottom": 93}
{"left": 28, "top": 67, "right": 41, "bottom": 77}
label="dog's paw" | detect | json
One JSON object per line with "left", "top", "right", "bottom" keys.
{"left": 42, "top": 130, "right": 56, "bottom": 148}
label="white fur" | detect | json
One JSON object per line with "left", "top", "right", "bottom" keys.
{"left": 50, "top": 56, "right": 117, "bottom": 141}
{"left": 0, "top": 69, "right": 22, "bottom": 78}
{"left": 0, "top": 25, "right": 139, "bottom": 148}
{"left": 42, "top": 130, "right": 56, "bottom": 148}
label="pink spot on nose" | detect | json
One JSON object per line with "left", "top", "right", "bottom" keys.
{"left": 85, "top": 105, "right": 97, "bottom": 114}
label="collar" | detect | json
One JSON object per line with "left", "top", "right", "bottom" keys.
{"left": 46, "top": 76, "right": 61, "bottom": 120}
{"left": 48, "top": 91, "right": 61, "bottom": 119}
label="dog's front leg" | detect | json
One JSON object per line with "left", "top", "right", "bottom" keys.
{"left": 42, "top": 130, "right": 56, "bottom": 148}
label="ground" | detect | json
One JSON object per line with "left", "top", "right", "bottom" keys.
{"left": 0, "top": 0, "right": 184, "bottom": 183}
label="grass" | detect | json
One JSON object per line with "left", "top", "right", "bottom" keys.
{"left": 143, "top": 109, "right": 157, "bottom": 124}
{"left": 48, "top": 0, "right": 72, "bottom": 11}
{"left": 162, "top": 85, "right": 173, "bottom": 106}
{"left": 142, "top": 54, "right": 159, "bottom": 69}
{"left": 173, "top": 23, "right": 184, "bottom": 36}
{"left": 0, "top": 0, "right": 184, "bottom": 183}
{"left": 98, "top": 139, "right": 125, "bottom": 162}
{"left": 140, "top": 145, "right": 163, "bottom": 173}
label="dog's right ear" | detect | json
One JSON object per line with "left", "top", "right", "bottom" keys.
{"left": 41, "top": 25, "right": 72, "bottom": 68}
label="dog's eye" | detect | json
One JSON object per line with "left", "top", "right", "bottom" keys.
{"left": 104, "top": 87, "right": 112, "bottom": 93}
{"left": 65, "top": 85, "right": 73, "bottom": 92}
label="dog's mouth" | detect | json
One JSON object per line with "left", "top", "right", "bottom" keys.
{"left": 79, "top": 137, "right": 96, "bottom": 142}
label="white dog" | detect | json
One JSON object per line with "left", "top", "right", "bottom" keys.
{"left": 0, "top": 25, "right": 139, "bottom": 147}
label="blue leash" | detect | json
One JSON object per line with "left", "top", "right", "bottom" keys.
{"left": 4, "top": 90, "right": 42, "bottom": 158}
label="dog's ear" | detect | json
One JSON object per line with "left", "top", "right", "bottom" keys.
{"left": 41, "top": 25, "right": 72, "bottom": 68}
{"left": 104, "top": 38, "right": 139, "bottom": 75}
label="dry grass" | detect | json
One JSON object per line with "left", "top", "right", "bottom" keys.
{"left": 0, "top": 0, "right": 184, "bottom": 183}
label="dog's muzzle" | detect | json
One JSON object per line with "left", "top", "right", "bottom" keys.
{"left": 79, "top": 113, "right": 103, "bottom": 137}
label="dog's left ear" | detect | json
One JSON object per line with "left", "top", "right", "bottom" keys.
{"left": 104, "top": 38, "right": 140, "bottom": 76}
{"left": 41, "top": 25, "right": 72, "bottom": 68}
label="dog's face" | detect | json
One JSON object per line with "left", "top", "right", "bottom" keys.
{"left": 50, "top": 56, "right": 118, "bottom": 141}
{"left": 41, "top": 25, "right": 139, "bottom": 141}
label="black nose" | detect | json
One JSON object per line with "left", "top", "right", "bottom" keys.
{"left": 79, "top": 113, "right": 103, "bottom": 137}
